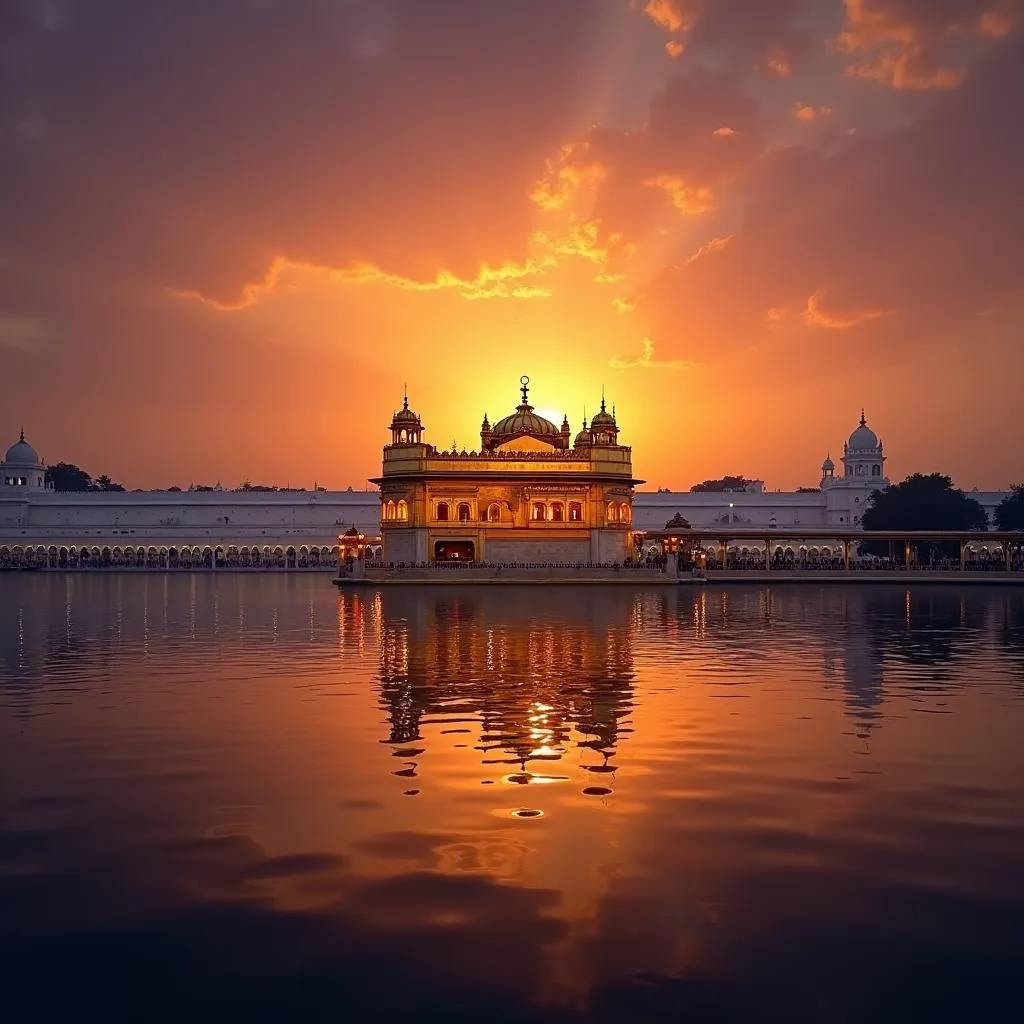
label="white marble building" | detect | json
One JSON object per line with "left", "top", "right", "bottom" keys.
{"left": 0, "top": 413, "right": 1010, "bottom": 568}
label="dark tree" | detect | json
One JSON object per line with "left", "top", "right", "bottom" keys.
{"left": 862, "top": 473, "right": 988, "bottom": 560}
{"left": 167, "top": 485, "right": 182, "bottom": 492}
{"left": 664, "top": 512, "right": 691, "bottom": 530}
{"left": 93, "top": 474, "right": 125, "bottom": 492}
{"left": 796, "top": 487, "right": 820, "bottom": 493}
{"left": 995, "top": 486, "right": 1024, "bottom": 531}
{"left": 690, "top": 475, "right": 754, "bottom": 493}
{"left": 45, "top": 462, "right": 93, "bottom": 491}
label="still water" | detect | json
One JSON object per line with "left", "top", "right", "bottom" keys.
{"left": 2, "top": 575, "right": 1024, "bottom": 1021}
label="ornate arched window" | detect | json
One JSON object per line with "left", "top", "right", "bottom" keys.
{"left": 487, "top": 503, "right": 501, "bottom": 522}
{"left": 550, "top": 502, "right": 564, "bottom": 522}
{"left": 531, "top": 502, "right": 546, "bottom": 521}
{"left": 458, "top": 502, "right": 471, "bottom": 522}
{"left": 619, "top": 502, "right": 631, "bottom": 523}
{"left": 397, "top": 499, "right": 409, "bottom": 521}
{"left": 569, "top": 502, "right": 583, "bottom": 522}
{"left": 384, "top": 500, "right": 396, "bottom": 521}
{"left": 606, "top": 502, "right": 618, "bottom": 524}
{"left": 871, "top": 464, "right": 881, "bottom": 476}
{"left": 436, "top": 501, "right": 450, "bottom": 521}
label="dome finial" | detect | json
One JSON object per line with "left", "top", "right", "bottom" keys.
{"left": 19, "top": 426, "right": 25, "bottom": 442}
{"left": 520, "top": 374, "right": 530, "bottom": 407}
{"left": 860, "top": 408, "right": 866, "bottom": 426}
{"left": 403, "top": 384, "right": 409, "bottom": 411}
{"left": 600, "top": 386, "right": 606, "bottom": 413}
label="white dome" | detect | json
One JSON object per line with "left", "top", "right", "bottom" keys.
{"left": 847, "top": 412, "right": 878, "bottom": 450}
{"left": 4, "top": 431, "right": 41, "bottom": 466}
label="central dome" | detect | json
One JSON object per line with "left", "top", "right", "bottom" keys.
{"left": 491, "top": 409, "right": 559, "bottom": 438}
{"left": 486, "top": 376, "right": 562, "bottom": 448}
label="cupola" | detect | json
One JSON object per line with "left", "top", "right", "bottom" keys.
{"left": 389, "top": 389, "right": 424, "bottom": 445}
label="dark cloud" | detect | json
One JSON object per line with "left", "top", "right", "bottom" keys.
{"left": 0, "top": 0, "right": 599, "bottom": 302}
{"left": 642, "top": 0, "right": 820, "bottom": 74}
{"left": 635, "top": 31, "right": 1024, "bottom": 361}
{"left": 835, "top": 0, "right": 1023, "bottom": 89}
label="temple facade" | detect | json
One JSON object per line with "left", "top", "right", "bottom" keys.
{"left": 1, "top": 403, "right": 1013, "bottom": 571}
{"left": 372, "top": 377, "right": 641, "bottom": 564}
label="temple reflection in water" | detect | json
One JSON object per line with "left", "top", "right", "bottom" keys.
{"left": 370, "top": 586, "right": 638, "bottom": 787}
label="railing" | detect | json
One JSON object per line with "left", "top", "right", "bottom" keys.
{"left": 422, "top": 448, "right": 630, "bottom": 461}
{"left": 360, "top": 560, "right": 663, "bottom": 571}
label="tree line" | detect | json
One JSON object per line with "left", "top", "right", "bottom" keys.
{"left": 43, "top": 463, "right": 327, "bottom": 493}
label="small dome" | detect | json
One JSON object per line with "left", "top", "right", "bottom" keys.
{"left": 822, "top": 454, "right": 835, "bottom": 471}
{"left": 391, "top": 391, "right": 421, "bottom": 426}
{"left": 574, "top": 419, "right": 592, "bottom": 447}
{"left": 392, "top": 406, "right": 419, "bottom": 425}
{"left": 590, "top": 398, "right": 615, "bottom": 428}
{"left": 4, "top": 430, "right": 40, "bottom": 466}
{"left": 848, "top": 411, "right": 879, "bottom": 450}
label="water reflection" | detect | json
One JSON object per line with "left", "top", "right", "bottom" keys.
{"left": 2, "top": 576, "right": 1024, "bottom": 1022}
{"left": 376, "top": 588, "right": 635, "bottom": 790}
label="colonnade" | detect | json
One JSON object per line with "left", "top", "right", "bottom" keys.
{"left": 646, "top": 529, "right": 1024, "bottom": 573}
{"left": 0, "top": 542, "right": 346, "bottom": 571}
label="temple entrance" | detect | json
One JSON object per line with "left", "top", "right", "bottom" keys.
{"left": 434, "top": 541, "right": 475, "bottom": 562}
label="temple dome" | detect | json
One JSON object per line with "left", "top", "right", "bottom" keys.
{"left": 847, "top": 411, "right": 878, "bottom": 450}
{"left": 4, "top": 431, "right": 40, "bottom": 466}
{"left": 488, "top": 376, "right": 560, "bottom": 445}
{"left": 492, "top": 409, "right": 559, "bottom": 438}
{"left": 822, "top": 454, "right": 835, "bottom": 471}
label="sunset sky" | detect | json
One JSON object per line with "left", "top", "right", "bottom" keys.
{"left": 2, "top": 0, "right": 1022, "bottom": 491}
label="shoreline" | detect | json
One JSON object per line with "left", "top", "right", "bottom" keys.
{"left": 334, "top": 568, "right": 1024, "bottom": 587}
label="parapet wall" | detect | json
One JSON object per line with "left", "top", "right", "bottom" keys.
{"left": 355, "top": 566, "right": 672, "bottom": 584}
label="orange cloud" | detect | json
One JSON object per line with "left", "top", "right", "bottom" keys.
{"left": 171, "top": 253, "right": 555, "bottom": 312}
{"left": 531, "top": 219, "right": 609, "bottom": 266}
{"left": 792, "top": 102, "right": 834, "bottom": 122}
{"left": 834, "top": 0, "right": 1018, "bottom": 91}
{"left": 529, "top": 141, "right": 607, "bottom": 211}
{"left": 642, "top": 0, "right": 688, "bottom": 34}
{"left": 609, "top": 336, "right": 690, "bottom": 371}
{"left": 684, "top": 235, "right": 733, "bottom": 265}
{"left": 665, "top": 39, "right": 684, "bottom": 58}
{"left": 642, "top": 174, "right": 715, "bottom": 215}
{"left": 712, "top": 126, "right": 738, "bottom": 137}
{"left": 173, "top": 216, "right": 641, "bottom": 313}
{"left": 611, "top": 296, "right": 636, "bottom": 314}
{"left": 802, "top": 290, "right": 892, "bottom": 329}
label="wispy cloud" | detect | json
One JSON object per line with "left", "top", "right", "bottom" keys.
{"left": 803, "top": 290, "right": 893, "bottom": 329}
{"left": 609, "top": 337, "right": 690, "bottom": 370}
{"left": 685, "top": 234, "right": 733, "bottom": 265}
{"left": 170, "top": 255, "right": 555, "bottom": 311}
